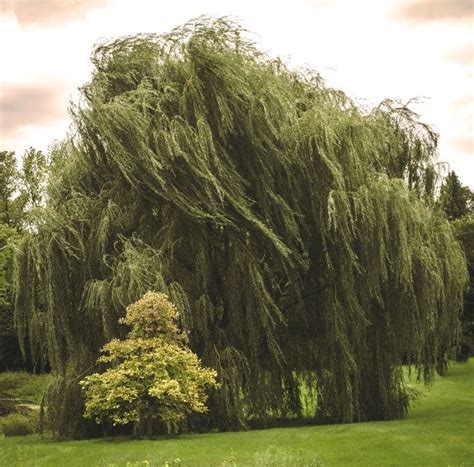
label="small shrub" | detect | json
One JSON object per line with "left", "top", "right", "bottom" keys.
{"left": 80, "top": 292, "right": 219, "bottom": 438}
{"left": 0, "top": 373, "right": 21, "bottom": 416}
{"left": 0, "top": 412, "right": 37, "bottom": 436}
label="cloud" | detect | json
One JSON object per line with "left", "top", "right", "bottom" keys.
{"left": 453, "top": 95, "right": 474, "bottom": 111}
{"left": 0, "top": 0, "right": 108, "bottom": 27}
{"left": 393, "top": 0, "right": 473, "bottom": 22}
{"left": 452, "top": 135, "right": 474, "bottom": 154}
{"left": 443, "top": 43, "right": 474, "bottom": 65}
{"left": 0, "top": 84, "right": 67, "bottom": 139}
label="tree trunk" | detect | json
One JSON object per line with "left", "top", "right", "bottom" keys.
{"left": 134, "top": 410, "right": 154, "bottom": 438}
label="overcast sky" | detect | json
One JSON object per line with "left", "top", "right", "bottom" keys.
{"left": 0, "top": 0, "right": 472, "bottom": 187}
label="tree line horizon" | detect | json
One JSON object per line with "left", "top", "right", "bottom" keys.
{"left": 1, "top": 17, "right": 473, "bottom": 439}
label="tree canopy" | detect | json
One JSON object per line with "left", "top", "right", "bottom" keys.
{"left": 0, "top": 151, "right": 18, "bottom": 227}
{"left": 452, "top": 215, "right": 474, "bottom": 360}
{"left": 0, "top": 148, "right": 49, "bottom": 230}
{"left": 14, "top": 17, "right": 468, "bottom": 439}
{"left": 439, "top": 171, "right": 473, "bottom": 221}
{"left": 0, "top": 223, "right": 20, "bottom": 369}
{"left": 0, "top": 148, "right": 49, "bottom": 370}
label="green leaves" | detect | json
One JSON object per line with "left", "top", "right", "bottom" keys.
{"left": 0, "top": 223, "right": 17, "bottom": 301}
{"left": 439, "top": 171, "right": 473, "bottom": 221}
{"left": 79, "top": 293, "right": 218, "bottom": 435}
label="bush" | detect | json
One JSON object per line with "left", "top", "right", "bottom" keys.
{"left": 0, "top": 412, "right": 37, "bottom": 436}
{"left": 80, "top": 292, "right": 218, "bottom": 438}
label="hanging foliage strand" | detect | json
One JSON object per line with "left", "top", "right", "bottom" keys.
{"left": 14, "top": 17, "right": 468, "bottom": 439}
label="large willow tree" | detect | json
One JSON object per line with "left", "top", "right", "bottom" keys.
{"left": 15, "top": 18, "right": 467, "bottom": 439}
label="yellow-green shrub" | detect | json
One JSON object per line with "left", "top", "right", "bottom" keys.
{"left": 80, "top": 292, "right": 218, "bottom": 437}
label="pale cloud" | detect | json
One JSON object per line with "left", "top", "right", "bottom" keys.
{"left": 393, "top": 0, "right": 474, "bottom": 22}
{"left": 0, "top": 0, "right": 109, "bottom": 27}
{"left": 443, "top": 43, "right": 474, "bottom": 66}
{"left": 0, "top": 83, "right": 66, "bottom": 139}
{"left": 453, "top": 95, "right": 474, "bottom": 111}
{"left": 452, "top": 136, "right": 474, "bottom": 154}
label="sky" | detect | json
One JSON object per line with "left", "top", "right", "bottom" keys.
{"left": 0, "top": 0, "right": 473, "bottom": 187}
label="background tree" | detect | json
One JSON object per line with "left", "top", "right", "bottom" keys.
{"left": 438, "top": 171, "right": 473, "bottom": 360}
{"left": 15, "top": 18, "right": 468, "bottom": 439}
{"left": 452, "top": 215, "right": 474, "bottom": 360}
{"left": 0, "top": 148, "right": 48, "bottom": 230}
{"left": 439, "top": 171, "right": 473, "bottom": 221}
{"left": 0, "top": 148, "right": 49, "bottom": 371}
{"left": 79, "top": 292, "right": 218, "bottom": 438}
{"left": 0, "top": 151, "right": 22, "bottom": 370}
{"left": 0, "top": 223, "right": 22, "bottom": 369}
{"left": 17, "top": 148, "right": 49, "bottom": 228}
{"left": 0, "top": 151, "right": 18, "bottom": 226}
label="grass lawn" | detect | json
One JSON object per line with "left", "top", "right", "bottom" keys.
{"left": 0, "top": 372, "right": 52, "bottom": 405}
{"left": 0, "top": 359, "right": 473, "bottom": 466}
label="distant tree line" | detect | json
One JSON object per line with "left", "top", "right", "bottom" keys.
{"left": 0, "top": 148, "right": 48, "bottom": 371}
{"left": 439, "top": 170, "right": 474, "bottom": 360}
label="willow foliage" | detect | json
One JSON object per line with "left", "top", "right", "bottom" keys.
{"left": 14, "top": 17, "right": 468, "bottom": 439}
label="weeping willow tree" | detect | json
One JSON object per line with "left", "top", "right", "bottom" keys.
{"left": 14, "top": 17, "right": 468, "bottom": 439}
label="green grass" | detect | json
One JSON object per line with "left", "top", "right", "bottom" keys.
{"left": 0, "top": 372, "right": 52, "bottom": 405}
{"left": 0, "top": 360, "right": 473, "bottom": 466}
